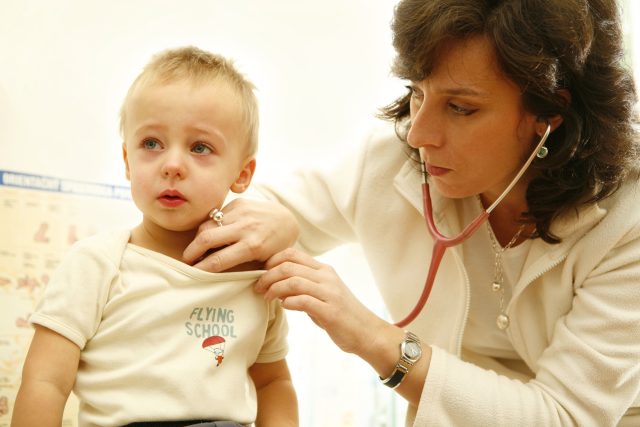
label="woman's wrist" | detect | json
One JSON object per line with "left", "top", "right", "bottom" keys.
{"left": 354, "top": 320, "right": 431, "bottom": 405}
{"left": 355, "top": 319, "right": 407, "bottom": 379}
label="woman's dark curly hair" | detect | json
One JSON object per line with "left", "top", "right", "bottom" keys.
{"left": 381, "top": 0, "right": 639, "bottom": 243}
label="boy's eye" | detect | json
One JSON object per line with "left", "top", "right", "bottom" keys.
{"left": 142, "top": 139, "right": 161, "bottom": 150}
{"left": 192, "top": 142, "right": 212, "bottom": 154}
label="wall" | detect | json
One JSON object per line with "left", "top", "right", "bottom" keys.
{"left": 0, "top": 0, "right": 402, "bottom": 185}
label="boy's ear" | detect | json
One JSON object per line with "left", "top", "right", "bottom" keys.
{"left": 230, "top": 158, "right": 256, "bottom": 194}
{"left": 122, "top": 143, "right": 131, "bottom": 181}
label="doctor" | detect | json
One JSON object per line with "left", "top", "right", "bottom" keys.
{"left": 184, "top": 0, "right": 640, "bottom": 425}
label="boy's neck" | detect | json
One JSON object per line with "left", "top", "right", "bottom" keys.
{"left": 130, "top": 223, "right": 196, "bottom": 262}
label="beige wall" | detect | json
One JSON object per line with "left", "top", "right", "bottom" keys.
{"left": 0, "top": 1, "right": 402, "bottom": 186}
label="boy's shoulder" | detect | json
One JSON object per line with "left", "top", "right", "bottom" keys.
{"left": 68, "top": 229, "right": 131, "bottom": 264}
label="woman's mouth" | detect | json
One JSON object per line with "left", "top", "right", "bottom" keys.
{"left": 425, "top": 163, "right": 451, "bottom": 177}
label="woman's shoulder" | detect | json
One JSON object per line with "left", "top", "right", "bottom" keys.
{"left": 548, "top": 170, "right": 640, "bottom": 242}
{"left": 593, "top": 170, "right": 640, "bottom": 236}
{"left": 358, "top": 122, "right": 414, "bottom": 176}
{"left": 600, "top": 170, "right": 640, "bottom": 212}
{"left": 362, "top": 122, "right": 407, "bottom": 156}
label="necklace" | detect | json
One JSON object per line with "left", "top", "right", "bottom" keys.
{"left": 486, "top": 222, "right": 526, "bottom": 330}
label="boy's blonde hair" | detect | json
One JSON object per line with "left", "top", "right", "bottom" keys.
{"left": 120, "top": 46, "right": 259, "bottom": 155}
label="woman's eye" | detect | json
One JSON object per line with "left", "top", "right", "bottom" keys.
{"left": 407, "top": 85, "right": 423, "bottom": 101}
{"left": 142, "top": 139, "right": 161, "bottom": 150}
{"left": 448, "top": 102, "right": 476, "bottom": 116}
{"left": 192, "top": 143, "right": 212, "bottom": 154}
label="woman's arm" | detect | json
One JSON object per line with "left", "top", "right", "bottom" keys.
{"left": 256, "top": 236, "right": 640, "bottom": 426}
{"left": 249, "top": 359, "right": 299, "bottom": 427}
{"left": 255, "top": 248, "right": 432, "bottom": 407}
{"left": 12, "top": 325, "right": 80, "bottom": 427}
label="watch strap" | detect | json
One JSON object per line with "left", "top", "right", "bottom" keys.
{"left": 380, "top": 363, "right": 410, "bottom": 389}
{"left": 379, "top": 331, "right": 421, "bottom": 389}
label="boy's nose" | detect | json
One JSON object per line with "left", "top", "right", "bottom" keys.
{"left": 161, "top": 150, "right": 187, "bottom": 178}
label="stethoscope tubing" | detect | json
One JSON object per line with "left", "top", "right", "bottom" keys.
{"left": 393, "top": 124, "right": 551, "bottom": 327}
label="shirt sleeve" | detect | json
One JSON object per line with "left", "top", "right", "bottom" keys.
{"left": 255, "top": 299, "right": 289, "bottom": 363}
{"left": 29, "top": 233, "right": 123, "bottom": 349}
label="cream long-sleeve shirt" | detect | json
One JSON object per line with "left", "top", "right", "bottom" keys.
{"left": 258, "top": 124, "right": 640, "bottom": 426}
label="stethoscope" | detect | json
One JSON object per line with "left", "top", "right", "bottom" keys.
{"left": 394, "top": 123, "right": 552, "bottom": 327}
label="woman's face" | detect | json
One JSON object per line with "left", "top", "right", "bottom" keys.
{"left": 407, "top": 36, "right": 544, "bottom": 204}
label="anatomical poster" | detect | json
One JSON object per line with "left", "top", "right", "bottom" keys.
{"left": 0, "top": 170, "right": 138, "bottom": 426}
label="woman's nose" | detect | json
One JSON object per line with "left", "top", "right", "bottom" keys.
{"left": 406, "top": 102, "right": 444, "bottom": 150}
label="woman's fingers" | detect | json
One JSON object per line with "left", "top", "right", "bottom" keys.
{"left": 183, "top": 210, "right": 232, "bottom": 265}
{"left": 184, "top": 198, "right": 299, "bottom": 272}
{"left": 190, "top": 238, "right": 254, "bottom": 272}
{"left": 256, "top": 249, "right": 348, "bottom": 323}
{"left": 259, "top": 268, "right": 330, "bottom": 302}
{"left": 258, "top": 250, "right": 385, "bottom": 356}
{"left": 265, "top": 247, "right": 325, "bottom": 269}
{"left": 256, "top": 249, "right": 328, "bottom": 292}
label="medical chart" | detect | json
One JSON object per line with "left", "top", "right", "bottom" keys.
{"left": 0, "top": 170, "right": 138, "bottom": 426}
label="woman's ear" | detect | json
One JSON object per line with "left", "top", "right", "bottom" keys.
{"left": 536, "top": 89, "right": 571, "bottom": 135}
{"left": 122, "top": 143, "right": 131, "bottom": 181}
{"left": 230, "top": 158, "right": 256, "bottom": 194}
{"left": 537, "top": 115, "right": 563, "bottom": 135}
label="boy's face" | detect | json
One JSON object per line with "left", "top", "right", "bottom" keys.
{"left": 121, "top": 78, "right": 255, "bottom": 233}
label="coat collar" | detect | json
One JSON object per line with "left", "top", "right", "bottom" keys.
{"left": 393, "top": 157, "right": 607, "bottom": 271}
{"left": 393, "top": 158, "right": 456, "bottom": 228}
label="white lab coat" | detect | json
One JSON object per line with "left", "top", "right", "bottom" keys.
{"left": 259, "top": 125, "right": 640, "bottom": 426}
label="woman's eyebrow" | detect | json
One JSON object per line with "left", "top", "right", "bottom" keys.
{"left": 439, "top": 87, "right": 490, "bottom": 98}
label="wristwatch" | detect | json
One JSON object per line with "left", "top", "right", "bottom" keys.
{"left": 379, "top": 331, "right": 422, "bottom": 389}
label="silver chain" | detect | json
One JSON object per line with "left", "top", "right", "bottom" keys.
{"left": 486, "top": 222, "right": 526, "bottom": 330}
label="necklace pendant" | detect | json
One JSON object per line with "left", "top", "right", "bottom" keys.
{"left": 491, "top": 281, "right": 502, "bottom": 292}
{"left": 496, "top": 313, "right": 510, "bottom": 330}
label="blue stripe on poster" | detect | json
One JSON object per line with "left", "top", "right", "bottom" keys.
{"left": 0, "top": 169, "right": 131, "bottom": 200}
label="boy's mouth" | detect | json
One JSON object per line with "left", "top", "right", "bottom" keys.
{"left": 158, "top": 189, "right": 186, "bottom": 206}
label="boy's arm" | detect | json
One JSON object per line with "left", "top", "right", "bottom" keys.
{"left": 249, "top": 359, "right": 298, "bottom": 427}
{"left": 11, "top": 325, "right": 80, "bottom": 427}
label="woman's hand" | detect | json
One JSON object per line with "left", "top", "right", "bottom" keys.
{"left": 257, "top": 248, "right": 430, "bottom": 405}
{"left": 183, "top": 198, "right": 300, "bottom": 272}
{"left": 255, "top": 248, "right": 389, "bottom": 357}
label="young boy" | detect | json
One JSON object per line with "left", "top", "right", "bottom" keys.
{"left": 12, "top": 47, "right": 298, "bottom": 427}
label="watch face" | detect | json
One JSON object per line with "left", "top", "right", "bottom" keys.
{"left": 404, "top": 341, "right": 422, "bottom": 360}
